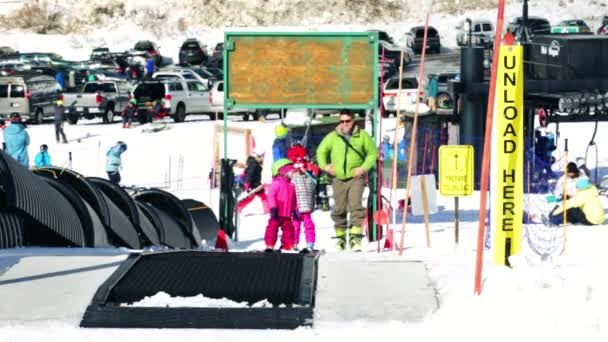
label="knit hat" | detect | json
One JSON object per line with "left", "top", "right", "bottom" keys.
{"left": 251, "top": 147, "right": 265, "bottom": 159}
{"left": 272, "top": 158, "right": 292, "bottom": 177}
{"left": 275, "top": 124, "right": 288, "bottom": 138}
{"left": 56, "top": 99, "right": 64, "bottom": 106}
{"left": 566, "top": 162, "right": 579, "bottom": 175}
{"left": 576, "top": 178, "right": 591, "bottom": 190}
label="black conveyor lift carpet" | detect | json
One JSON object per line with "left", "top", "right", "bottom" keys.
{"left": 80, "top": 250, "right": 318, "bottom": 329}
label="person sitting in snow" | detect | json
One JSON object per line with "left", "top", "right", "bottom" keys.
{"left": 553, "top": 162, "right": 588, "bottom": 201}
{"left": 544, "top": 178, "right": 605, "bottom": 226}
{"left": 122, "top": 99, "right": 138, "bottom": 128}
{"left": 34, "top": 144, "right": 52, "bottom": 167}
{"left": 265, "top": 158, "right": 297, "bottom": 252}
{"left": 236, "top": 148, "right": 269, "bottom": 214}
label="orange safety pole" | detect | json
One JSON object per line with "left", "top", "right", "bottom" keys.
{"left": 474, "top": 0, "right": 506, "bottom": 294}
{"left": 399, "top": 4, "right": 433, "bottom": 256}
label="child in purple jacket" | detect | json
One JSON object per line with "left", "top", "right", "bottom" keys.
{"left": 265, "top": 158, "right": 297, "bottom": 252}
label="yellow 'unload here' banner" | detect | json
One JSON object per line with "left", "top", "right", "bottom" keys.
{"left": 494, "top": 45, "right": 524, "bottom": 266}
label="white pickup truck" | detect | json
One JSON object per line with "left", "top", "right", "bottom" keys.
{"left": 62, "top": 80, "right": 131, "bottom": 124}
{"left": 382, "top": 76, "right": 429, "bottom": 116}
{"left": 209, "top": 81, "right": 257, "bottom": 120}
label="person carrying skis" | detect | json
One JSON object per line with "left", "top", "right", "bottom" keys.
{"left": 265, "top": 158, "right": 297, "bottom": 252}
{"left": 287, "top": 143, "right": 317, "bottom": 252}
{"left": 122, "top": 99, "right": 137, "bottom": 128}
{"left": 3, "top": 113, "right": 30, "bottom": 168}
{"left": 316, "top": 110, "right": 377, "bottom": 251}
{"left": 34, "top": 144, "right": 52, "bottom": 167}
{"left": 106, "top": 141, "right": 127, "bottom": 184}
{"left": 236, "top": 148, "right": 269, "bottom": 214}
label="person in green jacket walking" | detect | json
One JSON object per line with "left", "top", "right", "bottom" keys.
{"left": 316, "top": 110, "right": 378, "bottom": 251}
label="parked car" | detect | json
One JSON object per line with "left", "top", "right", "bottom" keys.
{"left": 159, "top": 67, "right": 218, "bottom": 88}
{"left": 551, "top": 19, "right": 591, "bottom": 34}
{"left": 0, "top": 73, "right": 62, "bottom": 124}
{"left": 406, "top": 26, "right": 441, "bottom": 54}
{"left": 424, "top": 72, "right": 460, "bottom": 110}
{"left": 179, "top": 38, "right": 208, "bottom": 66}
{"left": 132, "top": 79, "right": 216, "bottom": 122}
{"left": 132, "top": 40, "right": 162, "bottom": 67}
{"left": 597, "top": 16, "right": 608, "bottom": 34}
{"left": 15, "top": 52, "right": 76, "bottom": 68}
{"left": 507, "top": 16, "right": 551, "bottom": 37}
{"left": 381, "top": 76, "right": 421, "bottom": 116}
{"left": 206, "top": 43, "right": 224, "bottom": 68}
{"left": 209, "top": 81, "right": 255, "bottom": 120}
{"left": 0, "top": 46, "right": 17, "bottom": 59}
{"left": 456, "top": 19, "right": 494, "bottom": 47}
{"left": 90, "top": 47, "right": 111, "bottom": 61}
{"left": 0, "top": 62, "right": 31, "bottom": 75}
{"left": 62, "top": 80, "right": 131, "bottom": 124}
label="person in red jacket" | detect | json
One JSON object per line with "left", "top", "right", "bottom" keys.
{"left": 265, "top": 158, "right": 297, "bottom": 252}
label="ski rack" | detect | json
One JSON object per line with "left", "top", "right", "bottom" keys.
{"left": 80, "top": 250, "right": 318, "bottom": 329}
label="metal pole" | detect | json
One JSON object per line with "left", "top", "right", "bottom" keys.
{"left": 455, "top": 196, "right": 459, "bottom": 244}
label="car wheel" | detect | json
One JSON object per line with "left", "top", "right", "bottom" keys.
{"left": 174, "top": 104, "right": 186, "bottom": 123}
{"left": 252, "top": 111, "right": 260, "bottom": 121}
{"left": 102, "top": 107, "right": 115, "bottom": 124}
{"left": 243, "top": 113, "right": 250, "bottom": 121}
{"left": 35, "top": 109, "right": 44, "bottom": 125}
{"left": 215, "top": 112, "right": 224, "bottom": 120}
{"left": 437, "top": 93, "right": 453, "bottom": 109}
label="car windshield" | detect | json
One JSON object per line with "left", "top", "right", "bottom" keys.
{"left": 135, "top": 42, "right": 153, "bottom": 50}
{"left": 386, "top": 78, "right": 418, "bottom": 89}
{"left": 182, "top": 42, "right": 200, "bottom": 50}
{"left": 83, "top": 83, "right": 117, "bottom": 93}
{"left": 204, "top": 68, "right": 222, "bottom": 78}
{"left": 191, "top": 69, "right": 214, "bottom": 78}
{"left": 50, "top": 53, "right": 63, "bottom": 61}
{"left": 560, "top": 20, "right": 579, "bottom": 26}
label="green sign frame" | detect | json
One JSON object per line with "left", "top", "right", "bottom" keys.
{"left": 223, "top": 32, "right": 379, "bottom": 110}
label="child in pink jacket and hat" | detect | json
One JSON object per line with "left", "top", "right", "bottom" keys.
{"left": 265, "top": 158, "right": 298, "bottom": 252}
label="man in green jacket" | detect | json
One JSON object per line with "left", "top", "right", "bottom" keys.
{"left": 316, "top": 110, "right": 378, "bottom": 251}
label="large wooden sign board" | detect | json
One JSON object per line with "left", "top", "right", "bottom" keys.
{"left": 224, "top": 32, "right": 378, "bottom": 109}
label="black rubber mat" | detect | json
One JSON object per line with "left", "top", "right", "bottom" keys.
{"left": 81, "top": 251, "right": 317, "bottom": 329}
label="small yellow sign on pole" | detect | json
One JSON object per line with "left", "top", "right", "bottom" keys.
{"left": 439, "top": 145, "right": 474, "bottom": 196}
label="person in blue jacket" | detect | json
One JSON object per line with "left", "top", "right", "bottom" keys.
{"left": 3, "top": 113, "right": 30, "bottom": 167}
{"left": 272, "top": 124, "right": 289, "bottom": 162}
{"left": 34, "top": 144, "right": 52, "bottom": 167}
{"left": 146, "top": 57, "right": 155, "bottom": 78}
{"left": 55, "top": 71, "right": 65, "bottom": 90}
{"left": 106, "top": 141, "right": 127, "bottom": 184}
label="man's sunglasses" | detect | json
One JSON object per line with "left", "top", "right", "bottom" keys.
{"left": 340, "top": 119, "right": 353, "bottom": 124}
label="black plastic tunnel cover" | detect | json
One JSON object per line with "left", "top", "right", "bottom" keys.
{"left": 92, "top": 187, "right": 142, "bottom": 250}
{"left": 0, "top": 150, "right": 86, "bottom": 247}
{"left": 132, "top": 189, "right": 200, "bottom": 247}
{"left": 0, "top": 211, "right": 26, "bottom": 248}
{"left": 86, "top": 177, "right": 160, "bottom": 247}
{"left": 135, "top": 200, "right": 193, "bottom": 249}
{"left": 181, "top": 199, "right": 219, "bottom": 243}
{"left": 41, "top": 177, "right": 109, "bottom": 248}
{"left": 33, "top": 167, "right": 112, "bottom": 230}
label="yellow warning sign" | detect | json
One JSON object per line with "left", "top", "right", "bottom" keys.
{"left": 494, "top": 45, "right": 524, "bottom": 266}
{"left": 439, "top": 145, "right": 474, "bottom": 196}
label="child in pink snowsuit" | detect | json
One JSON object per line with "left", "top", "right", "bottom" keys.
{"left": 265, "top": 159, "right": 297, "bottom": 251}
{"left": 290, "top": 159, "right": 317, "bottom": 251}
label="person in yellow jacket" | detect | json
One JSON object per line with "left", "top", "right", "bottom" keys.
{"left": 546, "top": 178, "right": 605, "bottom": 226}
{"left": 316, "top": 110, "right": 378, "bottom": 251}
